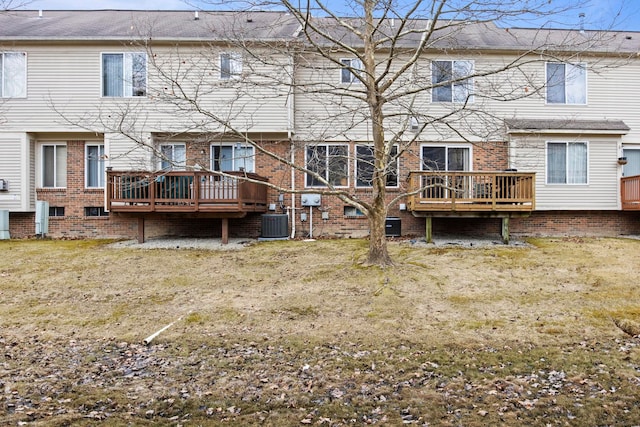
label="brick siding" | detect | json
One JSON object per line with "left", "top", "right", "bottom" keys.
{"left": 6, "top": 139, "right": 640, "bottom": 240}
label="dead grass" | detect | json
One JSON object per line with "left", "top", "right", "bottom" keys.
{"left": 1, "top": 237, "right": 640, "bottom": 425}
{"left": 1, "top": 236, "right": 639, "bottom": 344}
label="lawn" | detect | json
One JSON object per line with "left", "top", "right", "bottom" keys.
{"left": 1, "top": 237, "right": 640, "bottom": 426}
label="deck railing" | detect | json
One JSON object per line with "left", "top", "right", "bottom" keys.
{"left": 106, "top": 170, "right": 269, "bottom": 213}
{"left": 622, "top": 175, "right": 640, "bottom": 210}
{"left": 406, "top": 171, "right": 535, "bottom": 212}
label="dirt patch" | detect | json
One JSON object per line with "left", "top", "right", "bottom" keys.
{"left": 1, "top": 237, "right": 640, "bottom": 425}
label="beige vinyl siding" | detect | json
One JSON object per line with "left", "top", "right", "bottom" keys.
{"left": 1, "top": 43, "right": 291, "bottom": 134}
{"left": 512, "top": 134, "right": 620, "bottom": 210}
{"left": 294, "top": 51, "right": 640, "bottom": 143}
{"left": 105, "top": 133, "right": 153, "bottom": 170}
{"left": 0, "top": 133, "right": 33, "bottom": 211}
{"left": 294, "top": 52, "right": 374, "bottom": 142}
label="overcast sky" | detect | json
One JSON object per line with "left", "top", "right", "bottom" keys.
{"left": 14, "top": 0, "right": 640, "bottom": 31}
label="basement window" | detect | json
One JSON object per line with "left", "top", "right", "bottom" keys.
{"left": 85, "top": 207, "right": 109, "bottom": 217}
{"left": 49, "top": 206, "right": 65, "bottom": 217}
{"left": 344, "top": 206, "right": 365, "bottom": 217}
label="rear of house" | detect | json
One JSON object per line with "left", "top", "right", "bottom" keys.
{"left": 1, "top": 10, "right": 639, "bottom": 241}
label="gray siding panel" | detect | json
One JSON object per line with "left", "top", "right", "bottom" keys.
{"left": 0, "top": 133, "right": 31, "bottom": 211}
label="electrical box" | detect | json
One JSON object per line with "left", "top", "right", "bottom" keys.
{"left": 0, "top": 179, "right": 7, "bottom": 191}
{"left": 301, "top": 193, "right": 321, "bottom": 207}
{"left": 35, "top": 200, "right": 49, "bottom": 236}
{"left": 0, "top": 210, "right": 9, "bottom": 240}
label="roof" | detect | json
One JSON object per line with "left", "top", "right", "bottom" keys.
{"left": 0, "top": 10, "right": 301, "bottom": 41}
{"left": 0, "top": 10, "right": 639, "bottom": 54}
{"left": 289, "top": 12, "right": 640, "bottom": 53}
{"left": 505, "top": 118, "right": 630, "bottom": 134}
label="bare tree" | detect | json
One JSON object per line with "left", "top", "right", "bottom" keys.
{"left": 1, "top": 0, "right": 32, "bottom": 10}
{"left": 67, "top": 0, "right": 623, "bottom": 266}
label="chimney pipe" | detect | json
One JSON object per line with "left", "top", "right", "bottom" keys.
{"left": 194, "top": 11, "right": 199, "bottom": 20}
{"left": 38, "top": 10, "right": 43, "bottom": 18}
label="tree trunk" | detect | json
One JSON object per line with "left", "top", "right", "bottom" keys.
{"left": 359, "top": 0, "right": 394, "bottom": 267}
{"left": 366, "top": 201, "right": 393, "bottom": 266}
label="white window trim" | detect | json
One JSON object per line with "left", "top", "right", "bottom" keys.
{"left": 219, "top": 52, "right": 243, "bottom": 80}
{"left": 420, "top": 143, "right": 473, "bottom": 171}
{"left": 158, "top": 143, "right": 187, "bottom": 171}
{"left": 354, "top": 144, "right": 400, "bottom": 188}
{"left": 545, "top": 62, "right": 588, "bottom": 105}
{"left": 39, "top": 142, "right": 67, "bottom": 188}
{"left": 101, "top": 52, "right": 147, "bottom": 98}
{"left": 0, "top": 51, "right": 27, "bottom": 98}
{"left": 431, "top": 59, "right": 475, "bottom": 103}
{"left": 305, "top": 143, "right": 350, "bottom": 188}
{"left": 210, "top": 143, "right": 255, "bottom": 172}
{"left": 545, "top": 140, "right": 589, "bottom": 185}
{"left": 85, "top": 144, "right": 105, "bottom": 188}
{"left": 340, "top": 58, "right": 363, "bottom": 84}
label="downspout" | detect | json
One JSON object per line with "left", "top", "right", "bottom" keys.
{"left": 290, "top": 145, "right": 296, "bottom": 239}
{"left": 287, "top": 43, "right": 297, "bottom": 239}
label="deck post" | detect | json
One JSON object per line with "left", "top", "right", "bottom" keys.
{"left": 425, "top": 217, "right": 432, "bottom": 243}
{"left": 221, "top": 217, "right": 229, "bottom": 244}
{"left": 137, "top": 217, "right": 145, "bottom": 244}
{"left": 501, "top": 216, "right": 510, "bottom": 244}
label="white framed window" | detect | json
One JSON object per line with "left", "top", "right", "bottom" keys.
{"left": 420, "top": 144, "right": 471, "bottom": 199}
{"left": 431, "top": 60, "right": 474, "bottom": 103}
{"left": 546, "top": 141, "right": 588, "bottom": 184}
{"left": 158, "top": 143, "right": 186, "bottom": 170}
{"left": 305, "top": 144, "right": 349, "bottom": 187}
{"left": 340, "top": 58, "right": 362, "bottom": 84}
{"left": 546, "top": 62, "right": 586, "bottom": 104}
{"left": 85, "top": 144, "right": 105, "bottom": 188}
{"left": 0, "top": 52, "right": 27, "bottom": 98}
{"left": 220, "top": 53, "right": 243, "bottom": 80}
{"left": 102, "top": 52, "right": 147, "bottom": 97}
{"left": 355, "top": 145, "right": 399, "bottom": 188}
{"left": 211, "top": 144, "right": 255, "bottom": 172}
{"left": 421, "top": 145, "right": 471, "bottom": 171}
{"left": 42, "top": 144, "right": 67, "bottom": 188}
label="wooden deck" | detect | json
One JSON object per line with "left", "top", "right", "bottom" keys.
{"left": 406, "top": 171, "right": 536, "bottom": 213}
{"left": 106, "top": 170, "right": 269, "bottom": 244}
{"left": 622, "top": 175, "right": 640, "bottom": 211}
{"left": 107, "top": 170, "right": 268, "bottom": 214}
